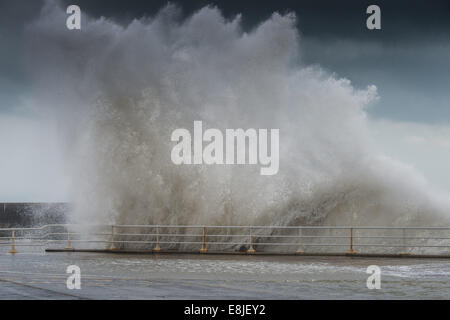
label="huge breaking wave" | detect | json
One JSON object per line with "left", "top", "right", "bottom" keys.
{"left": 26, "top": 1, "right": 450, "bottom": 231}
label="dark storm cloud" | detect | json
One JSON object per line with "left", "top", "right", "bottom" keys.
{"left": 56, "top": 0, "right": 450, "bottom": 123}
{"left": 57, "top": 0, "right": 450, "bottom": 41}
{"left": 0, "top": 0, "right": 45, "bottom": 112}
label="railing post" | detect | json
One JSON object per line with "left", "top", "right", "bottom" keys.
{"left": 153, "top": 226, "right": 161, "bottom": 252}
{"left": 200, "top": 227, "right": 208, "bottom": 253}
{"left": 348, "top": 227, "right": 356, "bottom": 254}
{"left": 109, "top": 225, "right": 116, "bottom": 250}
{"left": 66, "top": 230, "right": 73, "bottom": 250}
{"left": 296, "top": 227, "right": 304, "bottom": 254}
{"left": 400, "top": 228, "right": 408, "bottom": 255}
{"left": 402, "top": 228, "right": 406, "bottom": 252}
{"left": 247, "top": 227, "right": 256, "bottom": 254}
{"left": 9, "top": 230, "right": 17, "bottom": 254}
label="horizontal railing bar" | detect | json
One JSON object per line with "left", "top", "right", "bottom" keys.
{"left": 3, "top": 224, "right": 450, "bottom": 231}
{"left": 3, "top": 239, "right": 450, "bottom": 249}
{"left": 0, "top": 224, "right": 72, "bottom": 231}
{"left": 111, "top": 225, "right": 450, "bottom": 230}
{"left": 39, "top": 232, "right": 450, "bottom": 240}
{"left": 6, "top": 234, "right": 450, "bottom": 241}
{"left": 114, "top": 233, "right": 204, "bottom": 237}
{"left": 353, "top": 244, "right": 450, "bottom": 248}
{"left": 111, "top": 233, "right": 350, "bottom": 239}
{"left": 5, "top": 234, "right": 450, "bottom": 241}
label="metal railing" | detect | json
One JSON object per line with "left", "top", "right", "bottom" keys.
{"left": 2, "top": 224, "right": 450, "bottom": 256}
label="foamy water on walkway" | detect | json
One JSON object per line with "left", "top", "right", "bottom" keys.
{"left": 1, "top": 251, "right": 450, "bottom": 299}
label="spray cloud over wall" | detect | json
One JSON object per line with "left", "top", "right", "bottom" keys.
{"left": 26, "top": 1, "right": 450, "bottom": 228}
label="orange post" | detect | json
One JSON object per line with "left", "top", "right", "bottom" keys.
{"left": 153, "top": 227, "right": 161, "bottom": 252}
{"left": 66, "top": 231, "right": 73, "bottom": 250}
{"left": 9, "top": 230, "right": 17, "bottom": 254}
{"left": 247, "top": 235, "right": 256, "bottom": 254}
{"left": 247, "top": 227, "right": 256, "bottom": 254}
{"left": 200, "top": 227, "right": 208, "bottom": 253}
{"left": 109, "top": 225, "right": 116, "bottom": 250}
{"left": 348, "top": 228, "right": 356, "bottom": 254}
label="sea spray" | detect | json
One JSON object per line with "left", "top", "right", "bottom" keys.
{"left": 24, "top": 1, "right": 450, "bottom": 243}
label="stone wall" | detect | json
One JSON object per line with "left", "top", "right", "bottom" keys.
{"left": 0, "top": 203, "right": 69, "bottom": 227}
